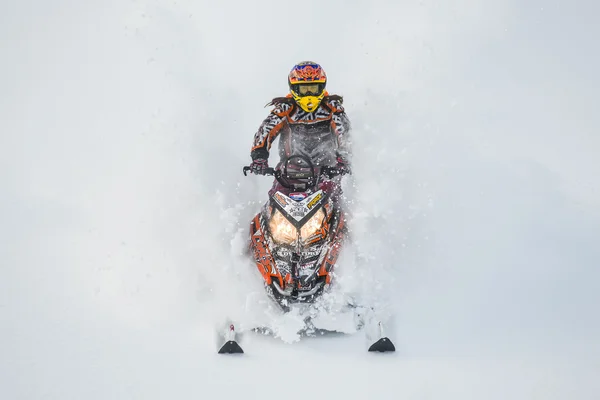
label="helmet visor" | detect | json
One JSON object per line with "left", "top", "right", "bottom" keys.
{"left": 292, "top": 83, "right": 325, "bottom": 97}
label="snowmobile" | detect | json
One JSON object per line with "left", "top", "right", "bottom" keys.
{"left": 245, "top": 155, "right": 346, "bottom": 312}
{"left": 217, "top": 155, "right": 395, "bottom": 354}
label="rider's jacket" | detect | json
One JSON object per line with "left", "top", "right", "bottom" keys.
{"left": 251, "top": 94, "right": 352, "bottom": 167}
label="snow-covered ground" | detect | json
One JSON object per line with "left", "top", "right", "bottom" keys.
{"left": 2, "top": 1, "right": 599, "bottom": 399}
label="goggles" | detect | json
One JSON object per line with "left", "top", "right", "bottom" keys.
{"left": 291, "top": 83, "right": 325, "bottom": 97}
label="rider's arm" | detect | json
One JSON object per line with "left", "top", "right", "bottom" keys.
{"left": 251, "top": 102, "right": 292, "bottom": 160}
{"left": 329, "top": 99, "right": 352, "bottom": 163}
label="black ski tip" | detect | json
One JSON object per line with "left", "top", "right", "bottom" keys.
{"left": 218, "top": 340, "right": 244, "bottom": 354}
{"left": 368, "top": 337, "right": 396, "bottom": 353}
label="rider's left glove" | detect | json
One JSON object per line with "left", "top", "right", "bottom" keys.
{"left": 336, "top": 156, "right": 351, "bottom": 176}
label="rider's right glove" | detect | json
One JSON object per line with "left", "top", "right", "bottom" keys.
{"left": 249, "top": 158, "right": 269, "bottom": 175}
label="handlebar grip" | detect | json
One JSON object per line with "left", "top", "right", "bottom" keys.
{"left": 243, "top": 166, "right": 276, "bottom": 176}
{"left": 322, "top": 167, "right": 342, "bottom": 178}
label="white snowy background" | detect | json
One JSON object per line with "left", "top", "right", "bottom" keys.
{"left": 1, "top": 0, "right": 599, "bottom": 399}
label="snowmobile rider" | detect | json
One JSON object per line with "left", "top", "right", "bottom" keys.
{"left": 248, "top": 61, "right": 352, "bottom": 181}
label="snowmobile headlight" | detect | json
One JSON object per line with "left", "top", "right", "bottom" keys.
{"left": 269, "top": 209, "right": 297, "bottom": 244}
{"left": 300, "top": 208, "right": 325, "bottom": 242}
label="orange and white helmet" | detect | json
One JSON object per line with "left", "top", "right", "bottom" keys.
{"left": 288, "top": 61, "right": 327, "bottom": 112}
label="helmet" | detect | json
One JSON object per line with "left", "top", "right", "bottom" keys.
{"left": 288, "top": 61, "right": 327, "bottom": 113}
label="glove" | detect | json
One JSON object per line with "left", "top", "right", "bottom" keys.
{"left": 336, "top": 156, "right": 351, "bottom": 175}
{"left": 249, "top": 158, "right": 269, "bottom": 175}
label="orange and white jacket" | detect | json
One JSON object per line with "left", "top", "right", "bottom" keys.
{"left": 250, "top": 94, "right": 352, "bottom": 167}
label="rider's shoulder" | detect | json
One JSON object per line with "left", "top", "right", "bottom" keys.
{"left": 265, "top": 95, "right": 295, "bottom": 116}
{"left": 323, "top": 94, "right": 345, "bottom": 113}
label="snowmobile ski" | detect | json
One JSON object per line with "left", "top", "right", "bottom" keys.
{"left": 368, "top": 337, "right": 396, "bottom": 352}
{"left": 218, "top": 324, "right": 244, "bottom": 354}
{"left": 218, "top": 340, "right": 244, "bottom": 354}
{"left": 362, "top": 317, "right": 396, "bottom": 353}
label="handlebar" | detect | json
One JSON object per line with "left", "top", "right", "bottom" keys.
{"left": 243, "top": 165, "right": 345, "bottom": 178}
{"left": 320, "top": 166, "right": 346, "bottom": 178}
{"left": 243, "top": 166, "right": 276, "bottom": 176}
